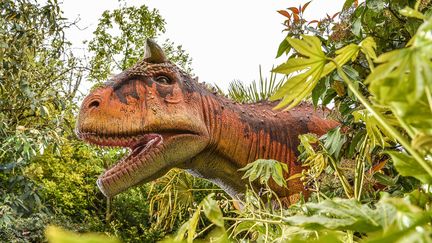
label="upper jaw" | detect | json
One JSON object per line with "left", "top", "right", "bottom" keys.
{"left": 76, "top": 131, "right": 159, "bottom": 149}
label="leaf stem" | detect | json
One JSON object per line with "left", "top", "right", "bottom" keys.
{"left": 354, "top": 138, "right": 367, "bottom": 200}
{"left": 336, "top": 66, "right": 432, "bottom": 177}
{"left": 425, "top": 85, "right": 432, "bottom": 115}
{"left": 223, "top": 217, "right": 282, "bottom": 224}
{"left": 328, "top": 154, "right": 353, "bottom": 198}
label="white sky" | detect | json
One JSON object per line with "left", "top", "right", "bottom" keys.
{"left": 62, "top": 0, "right": 345, "bottom": 92}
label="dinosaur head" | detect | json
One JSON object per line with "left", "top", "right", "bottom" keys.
{"left": 76, "top": 40, "right": 209, "bottom": 197}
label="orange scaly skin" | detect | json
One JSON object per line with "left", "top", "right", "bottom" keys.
{"left": 76, "top": 40, "right": 338, "bottom": 203}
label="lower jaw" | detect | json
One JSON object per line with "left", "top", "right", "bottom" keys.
{"left": 96, "top": 164, "right": 168, "bottom": 198}
{"left": 96, "top": 136, "right": 165, "bottom": 198}
{"left": 96, "top": 167, "right": 167, "bottom": 198}
{"left": 96, "top": 159, "right": 170, "bottom": 198}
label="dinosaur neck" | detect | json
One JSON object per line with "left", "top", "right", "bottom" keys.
{"left": 201, "top": 93, "right": 303, "bottom": 168}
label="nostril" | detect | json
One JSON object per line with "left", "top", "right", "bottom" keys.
{"left": 88, "top": 100, "right": 100, "bottom": 109}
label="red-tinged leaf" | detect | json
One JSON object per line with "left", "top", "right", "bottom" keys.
{"left": 354, "top": 0, "right": 358, "bottom": 7}
{"left": 326, "top": 13, "right": 331, "bottom": 19}
{"left": 308, "top": 20, "right": 319, "bottom": 25}
{"left": 332, "top": 12, "right": 340, "bottom": 19}
{"left": 302, "top": 1, "right": 312, "bottom": 14}
{"left": 277, "top": 10, "right": 291, "bottom": 19}
{"left": 288, "top": 7, "right": 299, "bottom": 15}
{"left": 293, "top": 14, "right": 300, "bottom": 23}
{"left": 371, "top": 159, "right": 388, "bottom": 173}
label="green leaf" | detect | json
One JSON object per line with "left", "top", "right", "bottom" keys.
{"left": 367, "top": 0, "right": 385, "bottom": 12}
{"left": 272, "top": 36, "right": 361, "bottom": 110}
{"left": 187, "top": 207, "right": 201, "bottom": 243}
{"left": 359, "top": 37, "right": 377, "bottom": 61}
{"left": 387, "top": 151, "right": 432, "bottom": 184}
{"left": 322, "top": 44, "right": 359, "bottom": 77}
{"left": 40, "top": 105, "right": 50, "bottom": 117}
{"left": 366, "top": 199, "right": 432, "bottom": 243}
{"left": 373, "top": 173, "right": 397, "bottom": 186}
{"left": 342, "top": 0, "right": 356, "bottom": 11}
{"left": 323, "top": 127, "right": 346, "bottom": 158}
{"left": 367, "top": 18, "right": 432, "bottom": 128}
{"left": 348, "top": 130, "right": 366, "bottom": 157}
{"left": 405, "top": 189, "right": 432, "bottom": 209}
{"left": 239, "top": 159, "right": 288, "bottom": 187}
{"left": 46, "top": 226, "right": 120, "bottom": 243}
{"left": 311, "top": 77, "right": 327, "bottom": 107}
{"left": 276, "top": 37, "right": 291, "bottom": 58}
{"left": 272, "top": 64, "right": 324, "bottom": 109}
{"left": 201, "top": 194, "right": 224, "bottom": 227}
{"left": 283, "top": 198, "right": 396, "bottom": 233}
{"left": 232, "top": 221, "right": 257, "bottom": 235}
{"left": 352, "top": 109, "right": 395, "bottom": 149}
{"left": 351, "top": 17, "right": 362, "bottom": 37}
{"left": 272, "top": 58, "right": 323, "bottom": 75}
{"left": 287, "top": 35, "right": 324, "bottom": 58}
{"left": 411, "top": 133, "right": 432, "bottom": 151}
{"left": 399, "top": 6, "right": 425, "bottom": 20}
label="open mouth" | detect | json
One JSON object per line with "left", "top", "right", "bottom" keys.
{"left": 79, "top": 132, "right": 163, "bottom": 165}
{"left": 77, "top": 131, "right": 165, "bottom": 197}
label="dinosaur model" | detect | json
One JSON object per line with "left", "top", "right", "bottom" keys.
{"left": 76, "top": 40, "right": 338, "bottom": 204}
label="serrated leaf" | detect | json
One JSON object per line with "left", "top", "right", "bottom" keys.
{"left": 287, "top": 35, "right": 324, "bottom": 58}
{"left": 272, "top": 58, "right": 322, "bottom": 75}
{"left": 272, "top": 64, "right": 324, "bottom": 109}
{"left": 272, "top": 36, "right": 360, "bottom": 111}
{"left": 322, "top": 44, "right": 360, "bottom": 77}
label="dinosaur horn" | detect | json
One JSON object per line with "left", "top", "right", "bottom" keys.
{"left": 144, "top": 39, "right": 167, "bottom": 63}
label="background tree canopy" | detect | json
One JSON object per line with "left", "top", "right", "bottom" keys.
{"left": 1, "top": 0, "right": 432, "bottom": 242}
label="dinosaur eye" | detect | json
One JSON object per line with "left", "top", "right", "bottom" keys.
{"left": 155, "top": 75, "right": 173, "bottom": 85}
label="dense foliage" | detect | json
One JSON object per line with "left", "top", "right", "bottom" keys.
{"left": 0, "top": 1, "right": 198, "bottom": 242}
{"left": 1, "top": 0, "right": 432, "bottom": 242}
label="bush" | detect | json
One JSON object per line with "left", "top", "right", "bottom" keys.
{"left": 26, "top": 140, "right": 105, "bottom": 218}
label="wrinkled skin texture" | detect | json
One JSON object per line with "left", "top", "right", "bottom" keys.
{"left": 76, "top": 40, "right": 338, "bottom": 204}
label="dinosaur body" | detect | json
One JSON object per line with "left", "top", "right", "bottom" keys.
{"left": 76, "top": 40, "right": 338, "bottom": 203}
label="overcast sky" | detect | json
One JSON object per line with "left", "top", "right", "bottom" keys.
{"left": 62, "top": 0, "right": 346, "bottom": 92}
